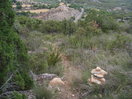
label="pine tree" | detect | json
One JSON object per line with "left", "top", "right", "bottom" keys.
{"left": 0, "top": 0, "right": 33, "bottom": 89}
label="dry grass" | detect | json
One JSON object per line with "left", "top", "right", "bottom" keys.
{"left": 16, "top": 17, "right": 132, "bottom": 98}
{"left": 18, "top": 9, "right": 49, "bottom": 13}
{"left": 12, "top": 4, "right": 32, "bottom": 8}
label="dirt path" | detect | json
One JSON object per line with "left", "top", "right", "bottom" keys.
{"left": 44, "top": 41, "right": 80, "bottom": 99}
{"left": 74, "top": 8, "right": 84, "bottom": 23}
{"left": 59, "top": 53, "right": 80, "bottom": 99}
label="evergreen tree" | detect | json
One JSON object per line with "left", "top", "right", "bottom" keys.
{"left": 0, "top": 0, "right": 33, "bottom": 89}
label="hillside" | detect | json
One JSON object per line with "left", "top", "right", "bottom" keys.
{"left": 12, "top": 9, "right": 132, "bottom": 99}
{"left": 0, "top": 0, "right": 132, "bottom": 99}
{"left": 32, "top": 0, "right": 132, "bottom": 11}
{"left": 33, "top": 4, "right": 81, "bottom": 21}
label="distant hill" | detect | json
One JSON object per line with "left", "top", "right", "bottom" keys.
{"left": 32, "top": 0, "right": 132, "bottom": 10}
{"left": 33, "top": 4, "right": 81, "bottom": 21}
{"left": 16, "top": 0, "right": 132, "bottom": 11}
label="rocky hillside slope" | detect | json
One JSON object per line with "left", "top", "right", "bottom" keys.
{"left": 33, "top": 4, "right": 81, "bottom": 21}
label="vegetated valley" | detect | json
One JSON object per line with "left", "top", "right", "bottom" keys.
{"left": 0, "top": 0, "right": 132, "bottom": 99}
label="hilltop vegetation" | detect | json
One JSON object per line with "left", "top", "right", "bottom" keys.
{"left": 33, "top": 0, "right": 132, "bottom": 10}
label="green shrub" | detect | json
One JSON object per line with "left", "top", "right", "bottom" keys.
{"left": 61, "top": 20, "right": 77, "bottom": 35}
{"left": 20, "top": 72, "right": 34, "bottom": 90}
{"left": 13, "top": 71, "right": 33, "bottom": 90}
{"left": 16, "top": 2, "right": 22, "bottom": 9}
{"left": 0, "top": 0, "right": 31, "bottom": 88}
{"left": 30, "top": 50, "right": 63, "bottom": 75}
{"left": 46, "top": 49, "right": 63, "bottom": 75}
{"left": 33, "top": 85, "right": 55, "bottom": 99}
{"left": 29, "top": 53, "right": 48, "bottom": 74}
{"left": 16, "top": 16, "right": 42, "bottom": 31}
{"left": 84, "top": 9, "right": 119, "bottom": 32}
{"left": 77, "top": 21, "right": 102, "bottom": 37}
{"left": 39, "top": 20, "right": 62, "bottom": 34}
{"left": 11, "top": 91, "right": 27, "bottom": 99}
{"left": 13, "top": 72, "right": 25, "bottom": 90}
{"left": 82, "top": 70, "right": 91, "bottom": 84}
{"left": 47, "top": 50, "right": 61, "bottom": 66}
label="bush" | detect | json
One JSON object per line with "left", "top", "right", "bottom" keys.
{"left": 47, "top": 49, "right": 61, "bottom": 66}
{"left": 11, "top": 91, "right": 27, "bottom": 99}
{"left": 61, "top": 20, "right": 77, "bottom": 35}
{"left": 13, "top": 71, "right": 33, "bottom": 90}
{"left": 16, "top": 2, "right": 22, "bottom": 9}
{"left": 30, "top": 49, "right": 63, "bottom": 75}
{"left": 106, "top": 34, "right": 131, "bottom": 49}
{"left": 39, "top": 20, "right": 62, "bottom": 34}
{"left": 0, "top": 1, "right": 31, "bottom": 89}
{"left": 29, "top": 53, "right": 48, "bottom": 74}
{"left": 84, "top": 9, "right": 119, "bottom": 32}
{"left": 13, "top": 72, "right": 25, "bottom": 90}
{"left": 33, "top": 85, "right": 55, "bottom": 99}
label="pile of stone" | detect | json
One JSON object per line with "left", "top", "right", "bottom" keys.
{"left": 88, "top": 67, "right": 108, "bottom": 85}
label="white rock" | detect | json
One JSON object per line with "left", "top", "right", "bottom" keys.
{"left": 88, "top": 67, "right": 107, "bottom": 85}
{"left": 49, "top": 77, "right": 65, "bottom": 89}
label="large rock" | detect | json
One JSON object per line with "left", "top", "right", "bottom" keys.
{"left": 48, "top": 77, "right": 65, "bottom": 91}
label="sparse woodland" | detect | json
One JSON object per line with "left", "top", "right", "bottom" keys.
{"left": 0, "top": 0, "right": 132, "bottom": 99}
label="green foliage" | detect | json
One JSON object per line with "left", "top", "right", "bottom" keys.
{"left": 47, "top": 50, "right": 61, "bottom": 66}
{"left": 77, "top": 21, "right": 102, "bottom": 37}
{"left": 11, "top": 0, "right": 16, "bottom": 3}
{"left": 82, "top": 71, "right": 91, "bottom": 84}
{"left": 20, "top": 72, "right": 34, "bottom": 90}
{"left": 16, "top": 16, "right": 42, "bottom": 31}
{"left": 39, "top": 20, "right": 62, "bottom": 33}
{"left": 62, "top": 19, "right": 77, "bottom": 35}
{"left": 30, "top": 50, "right": 63, "bottom": 75}
{"left": 16, "top": 16, "right": 77, "bottom": 35}
{"left": 33, "top": 85, "right": 55, "bottom": 99}
{"left": 0, "top": 0, "right": 33, "bottom": 90}
{"left": 16, "top": 11, "right": 34, "bottom": 17}
{"left": 47, "top": 49, "right": 63, "bottom": 75}
{"left": 32, "top": 3, "right": 59, "bottom": 9}
{"left": 69, "top": 32, "right": 131, "bottom": 50}
{"left": 0, "top": 0, "right": 15, "bottom": 85}
{"left": 11, "top": 91, "right": 27, "bottom": 99}
{"left": 14, "top": 72, "right": 25, "bottom": 89}
{"left": 84, "top": 9, "right": 119, "bottom": 32}
{"left": 30, "top": 53, "right": 48, "bottom": 74}
{"left": 69, "top": 4, "right": 82, "bottom": 10}
{"left": 16, "top": 2, "right": 22, "bottom": 9}
{"left": 13, "top": 71, "right": 33, "bottom": 90}
{"left": 106, "top": 34, "right": 131, "bottom": 49}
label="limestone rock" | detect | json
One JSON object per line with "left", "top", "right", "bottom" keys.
{"left": 48, "top": 77, "right": 65, "bottom": 90}
{"left": 33, "top": 4, "right": 80, "bottom": 21}
{"left": 88, "top": 67, "right": 108, "bottom": 85}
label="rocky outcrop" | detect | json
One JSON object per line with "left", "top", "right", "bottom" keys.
{"left": 33, "top": 5, "right": 81, "bottom": 21}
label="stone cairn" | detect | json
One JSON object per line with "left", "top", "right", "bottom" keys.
{"left": 88, "top": 67, "right": 108, "bottom": 85}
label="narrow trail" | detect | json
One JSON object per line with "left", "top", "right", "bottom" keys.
{"left": 59, "top": 54, "right": 80, "bottom": 99}
{"left": 74, "top": 8, "right": 84, "bottom": 23}
{"left": 44, "top": 41, "right": 80, "bottom": 99}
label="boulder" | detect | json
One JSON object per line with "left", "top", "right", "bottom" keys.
{"left": 48, "top": 77, "right": 65, "bottom": 91}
